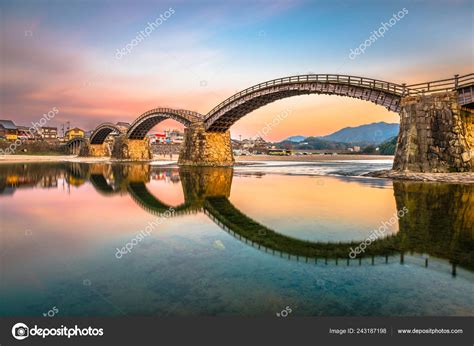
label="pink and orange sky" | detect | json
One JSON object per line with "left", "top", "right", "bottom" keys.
{"left": 1, "top": 0, "right": 472, "bottom": 141}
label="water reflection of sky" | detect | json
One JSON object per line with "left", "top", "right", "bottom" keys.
{"left": 230, "top": 174, "right": 398, "bottom": 242}
{"left": 0, "top": 162, "right": 473, "bottom": 317}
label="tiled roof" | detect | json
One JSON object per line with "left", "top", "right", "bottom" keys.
{"left": 0, "top": 120, "right": 17, "bottom": 130}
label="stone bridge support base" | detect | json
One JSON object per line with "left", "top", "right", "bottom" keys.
{"left": 111, "top": 135, "right": 152, "bottom": 160}
{"left": 178, "top": 123, "right": 234, "bottom": 167}
{"left": 80, "top": 143, "right": 110, "bottom": 157}
{"left": 394, "top": 91, "right": 473, "bottom": 172}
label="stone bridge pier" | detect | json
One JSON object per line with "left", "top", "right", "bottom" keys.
{"left": 79, "top": 142, "right": 110, "bottom": 157}
{"left": 111, "top": 135, "right": 152, "bottom": 160}
{"left": 178, "top": 122, "right": 234, "bottom": 167}
{"left": 394, "top": 91, "right": 473, "bottom": 172}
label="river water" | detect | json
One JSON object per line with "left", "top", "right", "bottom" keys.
{"left": 0, "top": 160, "right": 472, "bottom": 316}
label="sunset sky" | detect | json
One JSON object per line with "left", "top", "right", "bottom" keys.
{"left": 1, "top": 0, "right": 472, "bottom": 141}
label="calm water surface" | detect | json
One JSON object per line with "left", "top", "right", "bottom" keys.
{"left": 0, "top": 161, "right": 473, "bottom": 316}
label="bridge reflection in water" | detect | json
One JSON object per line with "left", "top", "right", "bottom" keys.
{"left": 2, "top": 162, "right": 472, "bottom": 275}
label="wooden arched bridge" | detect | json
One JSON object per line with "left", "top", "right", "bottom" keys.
{"left": 76, "top": 73, "right": 474, "bottom": 172}
{"left": 204, "top": 74, "right": 406, "bottom": 132}
{"left": 90, "top": 122, "right": 129, "bottom": 144}
{"left": 127, "top": 108, "right": 203, "bottom": 140}
{"left": 205, "top": 73, "right": 474, "bottom": 131}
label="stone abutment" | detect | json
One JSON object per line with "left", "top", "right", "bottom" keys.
{"left": 393, "top": 91, "right": 473, "bottom": 172}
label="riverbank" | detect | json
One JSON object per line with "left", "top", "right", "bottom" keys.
{"left": 236, "top": 154, "right": 392, "bottom": 162}
{"left": 0, "top": 154, "right": 389, "bottom": 164}
{"left": 238, "top": 156, "right": 474, "bottom": 184}
{"left": 0, "top": 154, "right": 180, "bottom": 164}
{"left": 1, "top": 154, "right": 472, "bottom": 183}
{"left": 364, "top": 170, "right": 474, "bottom": 184}
{"left": 0, "top": 155, "right": 108, "bottom": 163}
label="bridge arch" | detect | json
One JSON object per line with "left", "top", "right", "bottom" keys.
{"left": 64, "top": 137, "right": 86, "bottom": 155}
{"left": 89, "top": 174, "right": 120, "bottom": 195}
{"left": 203, "top": 196, "right": 401, "bottom": 260}
{"left": 204, "top": 74, "right": 405, "bottom": 131}
{"left": 127, "top": 108, "right": 203, "bottom": 140}
{"left": 127, "top": 181, "right": 199, "bottom": 216}
{"left": 90, "top": 122, "right": 129, "bottom": 145}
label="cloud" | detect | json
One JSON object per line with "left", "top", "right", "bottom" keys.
{"left": 1, "top": 2, "right": 470, "bottom": 136}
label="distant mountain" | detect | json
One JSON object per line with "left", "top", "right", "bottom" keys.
{"left": 277, "top": 137, "right": 348, "bottom": 150}
{"left": 320, "top": 122, "right": 399, "bottom": 144}
{"left": 285, "top": 135, "right": 307, "bottom": 142}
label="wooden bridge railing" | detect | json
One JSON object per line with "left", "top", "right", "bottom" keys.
{"left": 206, "top": 73, "right": 474, "bottom": 118}
{"left": 406, "top": 73, "right": 474, "bottom": 95}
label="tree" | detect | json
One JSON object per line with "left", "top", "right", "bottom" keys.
{"left": 361, "top": 145, "right": 377, "bottom": 154}
{"left": 378, "top": 136, "right": 397, "bottom": 155}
